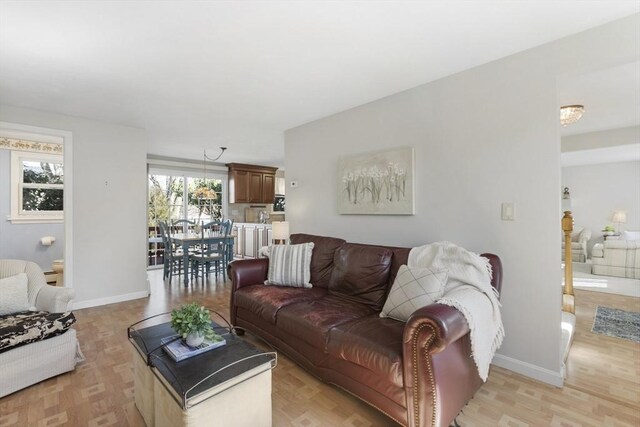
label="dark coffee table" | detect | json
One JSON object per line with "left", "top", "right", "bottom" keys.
{"left": 129, "top": 321, "right": 275, "bottom": 427}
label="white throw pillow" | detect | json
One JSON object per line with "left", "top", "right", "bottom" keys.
{"left": 623, "top": 230, "right": 640, "bottom": 241}
{"left": 0, "top": 273, "right": 30, "bottom": 315}
{"left": 265, "top": 242, "right": 315, "bottom": 288}
{"left": 380, "top": 265, "right": 448, "bottom": 322}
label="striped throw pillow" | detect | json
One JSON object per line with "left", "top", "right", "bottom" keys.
{"left": 265, "top": 243, "right": 315, "bottom": 288}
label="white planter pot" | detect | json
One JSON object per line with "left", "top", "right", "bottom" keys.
{"left": 185, "top": 332, "right": 204, "bottom": 347}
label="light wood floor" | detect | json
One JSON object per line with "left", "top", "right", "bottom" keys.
{"left": 0, "top": 271, "right": 638, "bottom": 427}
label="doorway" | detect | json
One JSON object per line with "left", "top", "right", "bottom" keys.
{"left": 0, "top": 121, "right": 73, "bottom": 287}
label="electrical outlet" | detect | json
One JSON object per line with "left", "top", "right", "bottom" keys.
{"left": 501, "top": 202, "right": 515, "bottom": 221}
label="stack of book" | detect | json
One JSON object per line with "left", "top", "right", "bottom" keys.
{"left": 161, "top": 335, "right": 226, "bottom": 362}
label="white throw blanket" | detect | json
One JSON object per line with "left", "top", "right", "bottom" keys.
{"left": 408, "top": 242, "right": 504, "bottom": 381}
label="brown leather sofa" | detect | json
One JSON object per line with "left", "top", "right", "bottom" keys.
{"left": 229, "top": 234, "right": 503, "bottom": 427}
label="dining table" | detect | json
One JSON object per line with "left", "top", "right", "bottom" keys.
{"left": 170, "top": 232, "right": 235, "bottom": 285}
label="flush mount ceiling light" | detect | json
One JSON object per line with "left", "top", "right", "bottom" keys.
{"left": 560, "top": 105, "right": 584, "bottom": 126}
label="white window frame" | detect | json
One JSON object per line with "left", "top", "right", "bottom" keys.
{"left": 10, "top": 151, "right": 64, "bottom": 224}
{"left": 148, "top": 165, "right": 229, "bottom": 220}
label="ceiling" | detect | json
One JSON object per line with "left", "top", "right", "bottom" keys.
{"left": 1, "top": 1, "right": 639, "bottom": 167}
{"left": 559, "top": 61, "right": 640, "bottom": 136}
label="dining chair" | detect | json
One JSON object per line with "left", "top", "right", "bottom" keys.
{"left": 172, "top": 219, "right": 196, "bottom": 234}
{"left": 190, "top": 220, "right": 221, "bottom": 256}
{"left": 159, "top": 221, "right": 185, "bottom": 281}
{"left": 189, "top": 220, "right": 231, "bottom": 282}
{"left": 203, "top": 219, "right": 223, "bottom": 235}
{"left": 222, "top": 218, "right": 234, "bottom": 236}
{"left": 221, "top": 219, "right": 234, "bottom": 267}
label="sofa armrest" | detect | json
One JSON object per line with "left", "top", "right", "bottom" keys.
{"left": 592, "top": 243, "right": 604, "bottom": 257}
{"left": 402, "top": 303, "right": 469, "bottom": 427}
{"left": 229, "top": 258, "right": 270, "bottom": 291}
{"left": 578, "top": 229, "right": 591, "bottom": 245}
{"left": 34, "top": 285, "right": 75, "bottom": 313}
{"left": 229, "top": 258, "right": 270, "bottom": 326}
{"left": 403, "top": 303, "right": 469, "bottom": 355}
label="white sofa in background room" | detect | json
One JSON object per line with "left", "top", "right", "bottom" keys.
{"left": 591, "top": 232, "right": 640, "bottom": 279}
{"left": 562, "top": 227, "right": 591, "bottom": 263}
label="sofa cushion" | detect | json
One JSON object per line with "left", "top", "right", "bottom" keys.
{"left": 0, "top": 273, "right": 29, "bottom": 316}
{"left": 328, "top": 243, "right": 393, "bottom": 311}
{"left": 623, "top": 230, "right": 640, "bottom": 241}
{"left": 276, "top": 295, "right": 374, "bottom": 351}
{"left": 290, "top": 234, "right": 346, "bottom": 288}
{"left": 387, "top": 247, "right": 411, "bottom": 286}
{"left": 0, "top": 310, "right": 76, "bottom": 354}
{"left": 266, "top": 242, "right": 315, "bottom": 288}
{"left": 380, "top": 265, "right": 448, "bottom": 322}
{"left": 327, "top": 315, "right": 405, "bottom": 387}
{"left": 234, "top": 285, "right": 326, "bottom": 324}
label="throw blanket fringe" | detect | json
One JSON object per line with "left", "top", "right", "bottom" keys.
{"left": 408, "top": 242, "right": 504, "bottom": 381}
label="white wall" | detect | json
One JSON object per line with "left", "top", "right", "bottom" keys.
{"left": 285, "top": 14, "right": 640, "bottom": 385}
{"left": 0, "top": 105, "right": 149, "bottom": 307}
{"left": 562, "top": 160, "right": 640, "bottom": 254}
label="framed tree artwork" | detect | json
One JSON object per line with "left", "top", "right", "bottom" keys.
{"left": 337, "top": 146, "right": 415, "bottom": 215}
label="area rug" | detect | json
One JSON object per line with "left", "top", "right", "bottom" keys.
{"left": 591, "top": 306, "right": 640, "bottom": 343}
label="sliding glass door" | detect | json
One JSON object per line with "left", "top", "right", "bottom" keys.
{"left": 147, "top": 168, "right": 227, "bottom": 268}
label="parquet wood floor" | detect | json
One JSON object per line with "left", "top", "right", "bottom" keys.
{"left": 0, "top": 272, "right": 638, "bottom": 427}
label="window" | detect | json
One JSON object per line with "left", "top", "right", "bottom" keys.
{"left": 10, "top": 151, "right": 64, "bottom": 223}
{"left": 147, "top": 173, "right": 224, "bottom": 226}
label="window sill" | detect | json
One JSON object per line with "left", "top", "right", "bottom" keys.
{"left": 6, "top": 215, "right": 63, "bottom": 224}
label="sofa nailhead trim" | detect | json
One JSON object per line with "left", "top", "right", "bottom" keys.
{"left": 412, "top": 323, "right": 437, "bottom": 427}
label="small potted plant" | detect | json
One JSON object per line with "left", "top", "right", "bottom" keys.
{"left": 602, "top": 225, "right": 616, "bottom": 236}
{"left": 170, "top": 303, "right": 215, "bottom": 347}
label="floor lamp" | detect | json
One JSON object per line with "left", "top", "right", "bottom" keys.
{"left": 561, "top": 187, "right": 574, "bottom": 314}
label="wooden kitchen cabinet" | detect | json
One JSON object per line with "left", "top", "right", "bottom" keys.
{"left": 248, "top": 172, "right": 263, "bottom": 203}
{"left": 231, "top": 170, "right": 250, "bottom": 203}
{"left": 262, "top": 174, "right": 275, "bottom": 204}
{"left": 227, "top": 163, "right": 278, "bottom": 204}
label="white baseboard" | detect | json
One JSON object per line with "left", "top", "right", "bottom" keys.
{"left": 492, "top": 354, "right": 564, "bottom": 387}
{"left": 72, "top": 290, "right": 149, "bottom": 310}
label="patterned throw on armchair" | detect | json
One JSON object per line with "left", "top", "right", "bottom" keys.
{"left": 562, "top": 227, "right": 591, "bottom": 263}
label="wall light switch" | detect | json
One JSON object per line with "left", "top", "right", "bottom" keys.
{"left": 501, "top": 202, "right": 515, "bottom": 221}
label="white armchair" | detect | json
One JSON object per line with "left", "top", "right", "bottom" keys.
{"left": 0, "top": 259, "right": 82, "bottom": 397}
{"left": 562, "top": 227, "right": 591, "bottom": 263}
